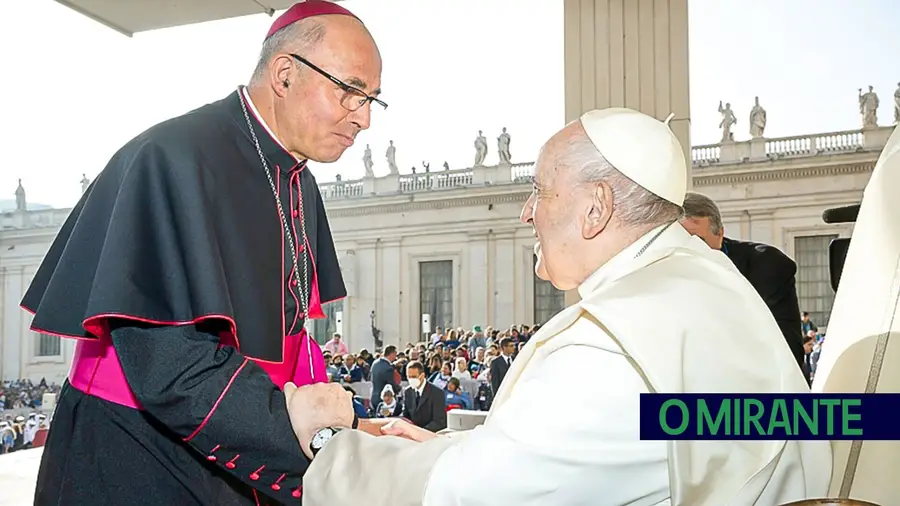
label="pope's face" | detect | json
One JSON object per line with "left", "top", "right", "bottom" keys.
{"left": 280, "top": 16, "right": 383, "bottom": 163}
{"left": 520, "top": 147, "right": 585, "bottom": 290}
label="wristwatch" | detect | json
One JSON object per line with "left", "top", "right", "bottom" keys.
{"left": 310, "top": 413, "right": 359, "bottom": 457}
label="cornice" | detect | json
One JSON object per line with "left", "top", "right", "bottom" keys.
{"left": 694, "top": 161, "right": 875, "bottom": 187}
{"left": 326, "top": 191, "right": 532, "bottom": 218}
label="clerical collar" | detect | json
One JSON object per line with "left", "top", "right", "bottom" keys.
{"left": 240, "top": 87, "right": 298, "bottom": 161}
{"left": 577, "top": 222, "right": 687, "bottom": 299}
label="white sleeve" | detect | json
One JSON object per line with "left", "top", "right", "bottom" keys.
{"left": 422, "top": 343, "right": 670, "bottom": 506}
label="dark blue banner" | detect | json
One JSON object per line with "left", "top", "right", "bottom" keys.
{"left": 640, "top": 394, "right": 900, "bottom": 440}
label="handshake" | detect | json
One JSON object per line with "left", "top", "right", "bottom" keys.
{"left": 283, "top": 381, "right": 438, "bottom": 459}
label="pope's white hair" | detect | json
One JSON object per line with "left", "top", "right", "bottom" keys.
{"left": 564, "top": 133, "right": 683, "bottom": 227}
{"left": 249, "top": 19, "right": 327, "bottom": 85}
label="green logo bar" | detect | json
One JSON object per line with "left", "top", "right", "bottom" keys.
{"left": 658, "top": 397, "right": 864, "bottom": 437}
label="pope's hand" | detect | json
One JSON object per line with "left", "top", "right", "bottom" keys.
{"left": 380, "top": 418, "right": 438, "bottom": 443}
{"left": 283, "top": 381, "right": 354, "bottom": 459}
{"left": 355, "top": 418, "right": 392, "bottom": 437}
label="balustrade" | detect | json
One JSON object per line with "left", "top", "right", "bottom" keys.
{"left": 314, "top": 126, "right": 888, "bottom": 200}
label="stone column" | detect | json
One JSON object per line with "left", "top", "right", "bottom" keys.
{"left": 492, "top": 231, "right": 516, "bottom": 328}
{"left": 467, "top": 231, "right": 490, "bottom": 328}
{"left": 378, "top": 238, "right": 402, "bottom": 349}
{"left": 748, "top": 211, "right": 775, "bottom": 246}
{"left": 563, "top": 0, "right": 691, "bottom": 307}
{"left": 352, "top": 245, "right": 375, "bottom": 351}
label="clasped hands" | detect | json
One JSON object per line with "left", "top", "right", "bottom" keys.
{"left": 283, "top": 382, "right": 437, "bottom": 459}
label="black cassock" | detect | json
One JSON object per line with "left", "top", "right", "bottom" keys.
{"left": 21, "top": 90, "right": 346, "bottom": 505}
{"left": 721, "top": 237, "right": 806, "bottom": 381}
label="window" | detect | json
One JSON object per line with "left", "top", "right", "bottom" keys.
{"left": 794, "top": 234, "right": 838, "bottom": 327}
{"left": 312, "top": 299, "right": 344, "bottom": 345}
{"left": 420, "top": 260, "right": 453, "bottom": 334}
{"left": 36, "top": 333, "right": 61, "bottom": 357}
{"left": 533, "top": 255, "right": 565, "bottom": 324}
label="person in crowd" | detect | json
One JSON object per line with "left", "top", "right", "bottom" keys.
{"left": 0, "top": 422, "right": 14, "bottom": 454}
{"left": 801, "top": 311, "right": 818, "bottom": 336}
{"left": 443, "top": 330, "right": 460, "bottom": 350}
{"left": 451, "top": 357, "right": 471, "bottom": 381}
{"left": 331, "top": 354, "right": 350, "bottom": 383}
{"left": 374, "top": 385, "right": 400, "bottom": 418}
{"left": 467, "top": 326, "right": 487, "bottom": 351}
{"left": 802, "top": 334, "right": 816, "bottom": 385}
{"left": 369, "top": 345, "right": 400, "bottom": 409}
{"left": 323, "top": 332, "right": 349, "bottom": 356}
{"left": 22, "top": 2, "right": 382, "bottom": 503}
{"left": 681, "top": 191, "right": 807, "bottom": 381}
{"left": 428, "top": 362, "right": 453, "bottom": 390}
{"left": 399, "top": 361, "right": 447, "bottom": 432}
{"left": 426, "top": 354, "right": 443, "bottom": 377}
{"left": 489, "top": 337, "right": 515, "bottom": 395}
{"left": 349, "top": 355, "right": 369, "bottom": 382}
{"left": 443, "top": 377, "right": 471, "bottom": 410}
{"left": 468, "top": 347, "right": 486, "bottom": 376}
{"left": 289, "top": 108, "right": 830, "bottom": 505}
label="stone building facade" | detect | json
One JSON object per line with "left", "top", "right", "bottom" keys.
{"left": 0, "top": 125, "right": 893, "bottom": 382}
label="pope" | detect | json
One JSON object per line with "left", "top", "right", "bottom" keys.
{"left": 287, "top": 109, "right": 832, "bottom": 505}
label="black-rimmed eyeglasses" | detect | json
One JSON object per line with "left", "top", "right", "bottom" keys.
{"left": 290, "top": 53, "right": 387, "bottom": 112}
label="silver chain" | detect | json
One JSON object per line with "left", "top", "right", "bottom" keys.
{"left": 635, "top": 220, "right": 676, "bottom": 259}
{"left": 237, "top": 87, "right": 314, "bottom": 375}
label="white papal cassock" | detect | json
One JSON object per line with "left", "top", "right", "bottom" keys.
{"left": 302, "top": 223, "right": 832, "bottom": 506}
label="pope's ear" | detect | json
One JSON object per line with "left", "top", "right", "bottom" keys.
{"left": 582, "top": 182, "right": 613, "bottom": 239}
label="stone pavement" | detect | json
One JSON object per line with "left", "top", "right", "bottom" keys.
{"left": 0, "top": 447, "right": 42, "bottom": 506}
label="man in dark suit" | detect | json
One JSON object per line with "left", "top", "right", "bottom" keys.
{"left": 489, "top": 337, "right": 517, "bottom": 395}
{"left": 681, "top": 192, "right": 807, "bottom": 381}
{"left": 402, "top": 361, "right": 447, "bottom": 432}
{"left": 369, "top": 345, "right": 400, "bottom": 410}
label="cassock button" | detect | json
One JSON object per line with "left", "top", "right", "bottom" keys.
{"left": 291, "top": 279, "right": 298, "bottom": 287}
{"left": 250, "top": 473, "right": 260, "bottom": 481}
{"left": 292, "top": 209, "right": 299, "bottom": 218}
{"left": 292, "top": 487, "right": 302, "bottom": 498}
{"left": 271, "top": 484, "right": 281, "bottom": 492}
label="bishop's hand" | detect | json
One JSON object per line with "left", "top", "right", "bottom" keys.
{"left": 283, "top": 381, "right": 354, "bottom": 459}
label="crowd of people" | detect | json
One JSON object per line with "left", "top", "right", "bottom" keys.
{"left": 0, "top": 412, "right": 48, "bottom": 454}
{"left": 320, "top": 324, "right": 538, "bottom": 430}
{"left": 0, "top": 378, "right": 59, "bottom": 412}
{"left": 0, "top": 379, "right": 57, "bottom": 455}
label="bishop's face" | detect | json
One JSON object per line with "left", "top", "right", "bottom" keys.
{"left": 279, "top": 16, "right": 383, "bottom": 163}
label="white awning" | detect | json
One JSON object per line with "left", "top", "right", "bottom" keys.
{"left": 53, "top": 0, "right": 304, "bottom": 36}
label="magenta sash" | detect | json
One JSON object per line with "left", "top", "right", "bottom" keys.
{"left": 68, "top": 330, "right": 327, "bottom": 410}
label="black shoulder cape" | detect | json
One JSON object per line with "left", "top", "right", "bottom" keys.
{"left": 21, "top": 91, "right": 346, "bottom": 363}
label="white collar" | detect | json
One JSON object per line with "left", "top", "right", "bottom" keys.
{"left": 577, "top": 222, "right": 687, "bottom": 299}
{"left": 240, "top": 87, "right": 300, "bottom": 162}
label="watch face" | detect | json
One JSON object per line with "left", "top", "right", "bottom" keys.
{"left": 311, "top": 428, "right": 335, "bottom": 449}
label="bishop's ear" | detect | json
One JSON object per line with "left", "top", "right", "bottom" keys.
{"left": 582, "top": 182, "right": 613, "bottom": 239}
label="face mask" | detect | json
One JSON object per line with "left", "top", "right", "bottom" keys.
{"left": 408, "top": 376, "right": 422, "bottom": 389}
